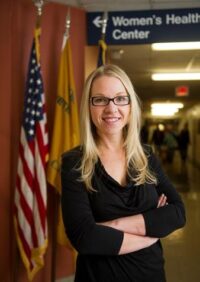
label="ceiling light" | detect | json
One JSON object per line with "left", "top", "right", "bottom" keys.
{"left": 151, "top": 102, "right": 184, "bottom": 117}
{"left": 151, "top": 73, "right": 200, "bottom": 81}
{"left": 110, "top": 49, "right": 124, "bottom": 60}
{"left": 151, "top": 103, "right": 184, "bottom": 109}
{"left": 151, "top": 42, "right": 200, "bottom": 51}
{"left": 151, "top": 108, "right": 178, "bottom": 116}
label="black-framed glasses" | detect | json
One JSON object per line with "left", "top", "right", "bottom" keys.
{"left": 90, "top": 96, "right": 130, "bottom": 106}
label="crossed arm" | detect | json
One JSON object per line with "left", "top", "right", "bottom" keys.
{"left": 98, "top": 194, "right": 168, "bottom": 254}
{"left": 61, "top": 150, "right": 185, "bottom": 256}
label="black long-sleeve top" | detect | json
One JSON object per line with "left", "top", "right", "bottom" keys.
{"left": 61, "top": 146, "right": 186, "bottom": 282}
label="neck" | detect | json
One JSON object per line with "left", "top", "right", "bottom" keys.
{"left": 97, "top": 134, "right": 124, "bottom": 151}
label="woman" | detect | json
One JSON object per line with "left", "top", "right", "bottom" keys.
{"left": 61, "top": 64, "right": 186, "bottom": 282}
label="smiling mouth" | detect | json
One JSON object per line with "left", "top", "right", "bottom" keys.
{"left": 102, "top": 117, "right": 121, "bottom": 123}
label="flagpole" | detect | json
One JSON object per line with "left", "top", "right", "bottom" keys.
{"left": 62, "top": 8, "right": 71, "bottom": 49}
{"left": 32, "top": 1, "right": 57, "bottom": 281}
{"left": 101, "top": 11, "right": 108, "bottom": 40}
{"left": 50, "top": 10, "right": 72, "bottom": 282}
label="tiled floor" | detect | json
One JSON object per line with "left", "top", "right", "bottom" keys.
{"left": 162, "top": 152, "right": 200, "bottom": 282}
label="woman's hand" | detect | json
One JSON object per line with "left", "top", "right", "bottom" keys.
{"left": 157, "top": 194, "right": 168, "bottom": 208}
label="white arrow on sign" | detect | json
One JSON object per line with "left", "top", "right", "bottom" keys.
{"left": 93, "top": 16, "right": 102, "bottom": 28}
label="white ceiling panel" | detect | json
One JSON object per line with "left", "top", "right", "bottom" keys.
{"left": 51, "top": 0, "right": 200, "bottom": 11}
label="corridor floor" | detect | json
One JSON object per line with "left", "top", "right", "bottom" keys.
{"left": 162, "top": 152, "right": 200, "bottom": 282}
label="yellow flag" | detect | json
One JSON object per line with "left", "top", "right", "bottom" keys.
{"left": 47, "top": 34, "right": 80, "bottom": 246}
{"left": 97, "top": 38, "right": 107, "bottom": 67}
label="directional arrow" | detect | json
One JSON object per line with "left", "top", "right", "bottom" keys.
{"left": 93, "top": 16, "right": 102, "bottom": 28}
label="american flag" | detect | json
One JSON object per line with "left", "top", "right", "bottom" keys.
{"left": 14, "top": 28, "right": 49, "bottom": 281}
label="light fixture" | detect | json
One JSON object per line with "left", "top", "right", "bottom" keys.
{"left": 151, "top": 102, "right": 184, "bottom": 117}
{"left": 110, "top": 49, "right": 124, "bottom": 60}
{"left": 158, "top": 124, "right": 165, "bottom": 131}
{"left": 151, "top": 42, "right": 200, "bottom": 51}
{"left": 151, "top": 73, "right": 200, "bottom": 81}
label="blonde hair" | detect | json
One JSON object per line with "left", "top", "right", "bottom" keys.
{"left": 79, "top": 64, "right": 157, "bottom": 191}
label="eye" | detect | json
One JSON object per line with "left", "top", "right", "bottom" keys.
{"left": 93, "top": 97, "right": 107, "bottom": 104}
{"left": 115, "top": 96, "right": 128, "bottom": 103}
{"left": 94, "top": 97, "right": 104, "bottom": 103}
{"left": 116, "top": 96, "right": 126, "bottom": 101}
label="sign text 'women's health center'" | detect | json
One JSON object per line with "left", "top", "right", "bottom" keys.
{"left": 87, "top": 8, "right": 200, "bottom": 45}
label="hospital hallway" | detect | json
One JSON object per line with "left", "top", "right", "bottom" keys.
{"left": 161, "top": 151, "right": 200, "bottom": 282}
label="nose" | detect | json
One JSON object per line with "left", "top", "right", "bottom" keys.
{"left": 104, "top": 100, "right": 118, "bottom": 112}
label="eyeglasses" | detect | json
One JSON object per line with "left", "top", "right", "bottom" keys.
{"left": 90, "top": 96, "right": 130, "bottom": 106}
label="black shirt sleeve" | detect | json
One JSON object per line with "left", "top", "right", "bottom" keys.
{"left": 61, "top": 148, "right": 124, "bottom": 255}
{"left": 143, "top": 150, "right": 186, "bottom": 238}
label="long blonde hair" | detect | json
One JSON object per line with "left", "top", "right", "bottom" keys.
{"left": 79, "top": 64, "right": 157, "bottom": 191}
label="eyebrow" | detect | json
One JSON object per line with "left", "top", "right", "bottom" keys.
{"left": 91, "top": 92, "right": 127, "bottom": 97}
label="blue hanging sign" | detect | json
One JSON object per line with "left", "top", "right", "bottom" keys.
{"left": 87, "top": 8, "right": 200, "bottom": 45}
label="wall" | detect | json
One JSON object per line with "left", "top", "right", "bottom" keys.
{"left": 0, "top": 0, "right": 86, "bottom": 281}
{"left": 85, "top": 46, "right": 98, "bottom": 79}
{"left": 0, "top": 0, "right": 12, "bottom": 281}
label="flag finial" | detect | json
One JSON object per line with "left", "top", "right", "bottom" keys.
{"left": 33, "top": 0, "right": 45, "bottom": 16}
{"left": 64, "top": 9, "right": 71, "bottom": 39}
{"left": 32, "top": 0, "right": 46, "bottom": 27}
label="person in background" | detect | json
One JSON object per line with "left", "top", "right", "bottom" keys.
{"left": 140, "top": 121, "right": 149, "bottom": 144}
{"left": 178, "top": 123, "right": 190, "bottom": 168}
{"left": 151, "top": 124, "right": 164, "bottom": 158}
{"left": 61, "top": 64, "right": 186, "bottom": 282}
{"left": 163, "top": 124, "right": 178, "bottom": 164}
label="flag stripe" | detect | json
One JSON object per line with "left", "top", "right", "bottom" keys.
{"left": 15, "top": 216, "right": 33, "bottom": 269}
{"left": 20, "top": 128, "right": 34, "bottom": 175}
{"left": 19, "top": 142, "right": 34, "bottom": 192}
{"left": 16, "top": 174, "right": 39, "bottom": 247}
{"left": 17, "top": 157, "right": 33, "bottom": 208}
{"left": 34, "top": 167, "right": 47, "bottom": 218}
{"left": 36, "top": 122, "right": 47, "bottom": 168}
{"left": 15, "top": 190, "right": 33, "bottom": 250}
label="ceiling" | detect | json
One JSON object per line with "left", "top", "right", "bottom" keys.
{"left": 51, "top": 0, "right": 200, "bottom": 12}
{"left": 109, "top": 44, "right": 200, "bottom": 115}
{"left": 51, "top": 0, "right": 200, "bottom": 118}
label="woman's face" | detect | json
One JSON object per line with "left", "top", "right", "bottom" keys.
{"left": 90, "top": 75, "right": 131, "bottom": 138}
